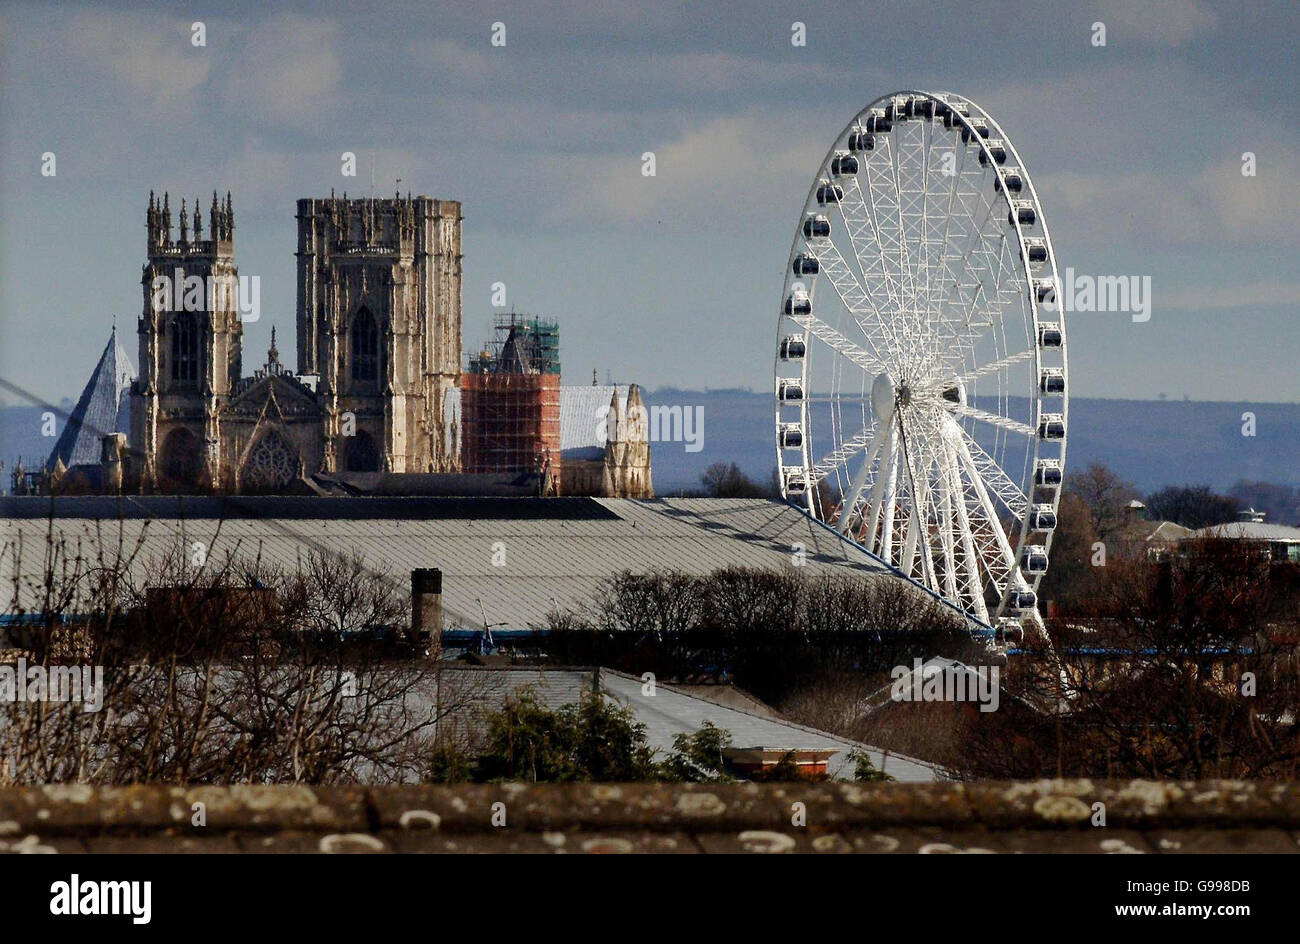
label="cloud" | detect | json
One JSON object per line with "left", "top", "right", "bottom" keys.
{"left": 62, "top": 10, "right": 211, "bottom": 109}
{"left": 1094, "top": 0, "right": 1218, "bottom": 47}
{"left": 1039, "top": 152, "right": 1300, "bottom": 247}
{"left": 1159, "top": 281, "right": 1300, "bottom": 311}
{"left": 542, "top": 113, "right": 824, "bottom": 228}
{"left": 223, "top": 16, "right": 342, "bottom": 128}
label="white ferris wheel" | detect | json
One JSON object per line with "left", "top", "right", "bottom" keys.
{"left": 774, "top": 90, "right": 1067, "bottom": 636}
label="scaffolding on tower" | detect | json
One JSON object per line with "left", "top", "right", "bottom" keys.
{"left": 460, "top": 313, "right": 562, "bottom": 475}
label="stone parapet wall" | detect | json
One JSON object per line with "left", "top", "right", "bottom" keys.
{"left": 1, "top": 780, "right": 1298, "bottom": 853}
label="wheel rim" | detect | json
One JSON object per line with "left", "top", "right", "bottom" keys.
{"left": 774, "top": 91, "right": 1067, "bottom": 632}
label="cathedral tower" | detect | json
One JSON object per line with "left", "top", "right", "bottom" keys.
{"left": 295, "top": 192, "right": 462, "bottom": 473}
{"left": 130, "top": 190, "right": 243, "bottom": 490}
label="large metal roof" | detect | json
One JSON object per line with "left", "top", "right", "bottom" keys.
{"left": 1, "top": 497, "right": 911, "bottom": 630}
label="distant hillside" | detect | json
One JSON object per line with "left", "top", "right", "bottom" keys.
{"left": 641, "top": 389, "right": 1300, "bottom": 496}
{"left": 5, "top": 393, "right": 1296, "bottom": 499}
{"left": 0, "top": 402, "right": 74, "bottom": 478}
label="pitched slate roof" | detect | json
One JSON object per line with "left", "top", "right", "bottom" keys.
{"left": 46, "top": 328, "right": 134, "bottom": 471}
{"left": 559, "top": 385, "right": 626, "bottom": 460}
{"left": 429, "top": 665, "right": 939, "bottom": 782}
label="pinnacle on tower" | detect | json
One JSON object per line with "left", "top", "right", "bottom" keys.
{"left": 193, "top": 196, "right": 202, "bottom": 239}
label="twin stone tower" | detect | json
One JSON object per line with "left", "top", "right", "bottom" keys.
{"left": 132, "top": 190, "right": 463, "bottom": 492}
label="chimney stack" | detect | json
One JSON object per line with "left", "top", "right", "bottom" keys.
{"left": 411, "top": 568, "right": 443, "bottom": 655}
{"left": 101, "top": 433, "right": 127, "bottom": 494}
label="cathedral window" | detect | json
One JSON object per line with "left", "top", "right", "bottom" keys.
{"left": 171, "top": 312, "right": 201, "bottom": 385}
{"left": 351, "top": 307, "right": 379, "bottom": 382}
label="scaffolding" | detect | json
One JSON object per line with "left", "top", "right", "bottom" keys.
{"left": 461, "top": 314, "right": 562, "bottom": 474}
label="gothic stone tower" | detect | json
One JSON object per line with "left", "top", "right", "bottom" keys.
{"left": 295, "top": 193, "right": 462, "bottom": 473}
{"left": 131, "top": 191, "right": 242, "bottom": 491}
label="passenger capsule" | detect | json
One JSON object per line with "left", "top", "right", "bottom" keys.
{"left": 1039, "top": 368, "right": 1065, "bottom": 395}
{"left": 978, "top": 139, "right": 1007, "bottom": 165}
{"left": 803, "top": 214, "right": 831, "bottom": 238}
{"left": 1021, "top": 237, "right": 1048, "bottom": 264}
{"left": 1037, "top": 322, "right": 1063, "bottom": 347}
{"left": 960, "top": 120, "right": 990, "bottom": 143}
{"left": 995, "top": 170, "right": 1023, "bottom": 194}
{"left": 941, "top": 98, "right": 970, "bottom": 127}
{"left": 784, "top": 470, "right": 808, "bottom": 495}
{"left": 780, "top": 424, "right": 804, "bottom": 449}
{"left": 779, "top": 379, "right": 805, "bottom": 402}
{"left": 779, "top": 334, "right": 807, "bottom": 360}
{"left": 1037, "top": 413, "right": 1066, "bottom": 440}
{"left": 1034, "top": 278, "right": 1057, "bottom": 304}
{"left": 1022, "top": 545, "right": 1049, "bottom": 574}
{"left": 995, "top": 618, "right": 1024, "bottom": 646}
{"left": 817, "top": 181, "right": 844, "bottom": 205}
{"left": 830, "top": 152, "right": 859, "bottom": 176}
{"left": 1008, "top": 590, "right": 1039, "bottom": 611}
{"left": 792, "top": 253, "right": 820, "bottom": 277}
{"left": 1029, "top": 504, "right": 1058, "bottom": 532}
{"left": 784, "top": 291, "right": 811, "bottom": 316}
{"left": 847, "top": 127, "right": 874, "bottom": 152}
{"left": 1034, "top": 459, "right": 1063, "bottom": 487}
{"left": 1009, "top": 201, "right": 1036, "bottom": 226}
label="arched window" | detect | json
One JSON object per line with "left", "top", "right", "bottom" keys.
{"left": 351, "top": 307, "right": 379, "bottom": 383}
{"left": 345, "top": 430, "right": 380, "bottom": 472}
{"left": 158, "top": 427, "right": 207, "bottom": 492}
{"left": 241, "top": 431, "right": 299, "bottom": 492}
{"left": 172, "top": 313, "right": 201, "bottom": 384}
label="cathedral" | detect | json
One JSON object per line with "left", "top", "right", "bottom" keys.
{"left": 15, "top": 191, "right": 652, "bottom": 499}
{"left": 133, "top": 190, "right": 462, "bottom": 492}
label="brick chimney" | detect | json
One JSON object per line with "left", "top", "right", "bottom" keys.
{"left": 411, "top": 568, "right": 443, "bottom": 655}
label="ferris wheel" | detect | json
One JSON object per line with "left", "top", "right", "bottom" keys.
{"left": 774, "top": 90, "right": 1067, "bottom": 635}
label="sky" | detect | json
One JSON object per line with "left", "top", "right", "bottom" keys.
{"left": 0, "top": 0, "right": 1297, "bottom": 410}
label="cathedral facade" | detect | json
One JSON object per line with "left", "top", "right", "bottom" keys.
{"left": 15, "top": 190, "right": 652, "bottom": 500}
{"left": 130, "top": 191, "right": 463, "bottom": 493}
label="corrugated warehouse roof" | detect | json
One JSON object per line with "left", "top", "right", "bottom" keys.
{"left": 1, "top": 496, "right": 916, "bottom": 630}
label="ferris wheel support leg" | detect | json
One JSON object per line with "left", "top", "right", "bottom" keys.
{"left": 880, "top": 438, "right": 900, "bottom": 563}
{"left": 936, "top": 465, "right": 960, "bottom": 603}
{"left": 944, "top": 439, "right": 989, "bottom": 625}
{"left": 838, "top": 416, "right": 891, "bottom": 537}
{"left": 861, "top": 424, "right": 897, "bottom": 551}
{"left": 948, "top": 418, "right": 1020, "bottom": 579}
